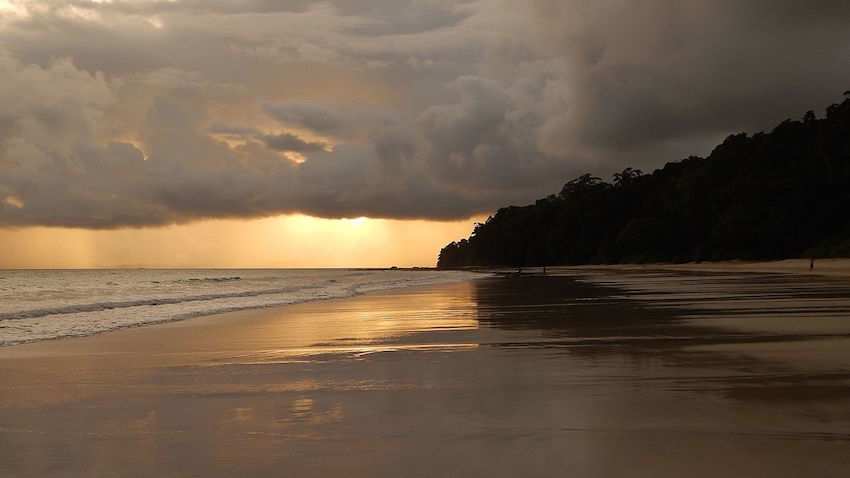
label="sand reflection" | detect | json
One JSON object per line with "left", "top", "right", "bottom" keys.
{"left": 2, "top": 274, "right": 850, "bottom": 477}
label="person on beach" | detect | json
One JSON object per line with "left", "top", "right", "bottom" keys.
{"left": 810, "top": 257, "right": 815, "bottom": 271}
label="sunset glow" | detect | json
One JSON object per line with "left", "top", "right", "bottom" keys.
{"left": 2, "top": 0, "right": 849, "bottom": 270}
{"left": 0, "top": 215, "right": 486, "bottom": 269}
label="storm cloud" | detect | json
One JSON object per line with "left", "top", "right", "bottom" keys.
{"left": 1, "top": 0, "right": 850, "bottom": 228}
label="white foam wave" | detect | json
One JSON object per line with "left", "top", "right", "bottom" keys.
{"left": 0, "top": 269, "right": 481, "bottom": 346}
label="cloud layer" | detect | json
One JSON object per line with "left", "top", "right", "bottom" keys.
{"left": 1, "top": 0, "right": 850, "bottom": 228}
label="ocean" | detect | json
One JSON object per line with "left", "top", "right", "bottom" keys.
{"left": 0, "top": 269, "right": 479, "bottom": 346}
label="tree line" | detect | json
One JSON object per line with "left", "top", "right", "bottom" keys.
{"left": 438, "top": 94, "right": 850, "bottom": 268}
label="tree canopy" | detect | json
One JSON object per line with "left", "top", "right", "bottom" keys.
{"left": 438, "top": 94, "right": 850, "bottom": 268}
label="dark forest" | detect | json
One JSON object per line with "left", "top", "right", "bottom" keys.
{"left": 438, "top": 94, "right": 850, "bottom": 268}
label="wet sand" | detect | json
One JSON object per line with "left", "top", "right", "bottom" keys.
{"left": 2, "top": 272, "right": 850, "bottom": 477}
{"left": 555, "top": 258, "right": 850, "bottom": 278}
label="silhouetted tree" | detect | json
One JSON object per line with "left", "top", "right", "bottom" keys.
{"left": 612, "top": 168, "right": 643, "bottom": 187}
{"left": 437, "top": 92, "right": 850, "bottom": 268}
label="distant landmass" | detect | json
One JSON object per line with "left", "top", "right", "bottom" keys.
{"left": 438, "top": 94, "right": 850, "bottom": 268}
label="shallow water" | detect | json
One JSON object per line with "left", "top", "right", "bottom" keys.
{"left": 1, "top": 271, "right": 849, "bottom": 476}
{"left": 0, "top": 269, "right": 478, "bottom": 345}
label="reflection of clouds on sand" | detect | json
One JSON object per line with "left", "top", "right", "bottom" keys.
{"left": 495, "top": 271, "right": 850, "bottom": 411}
{"left": 2, "top": 274, "right": 850, "bottom": 477}
{"left": 231, "top": 407, "right": 255, "bottom": 424}
{"left": 291, "top": 398, "right": 314, "bottom": 419}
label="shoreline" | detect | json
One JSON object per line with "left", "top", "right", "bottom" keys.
{"left": 0, "top": 279, "right": 477, "bottom": 361}
{"left": 552, "top": 258, "right": 850, "bottom": 279}
{"left": 459, "top": 258, "right": 850, "bottom": 280}
{"left": 0, "top": 270, "right": 488, "bottom": 349}
{"left": 3, "top": 271, "right": 850, "bottom": 476}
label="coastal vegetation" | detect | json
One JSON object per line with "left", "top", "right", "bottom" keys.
{"left": 438, "top": 94, "right": 850, "bottom": 268}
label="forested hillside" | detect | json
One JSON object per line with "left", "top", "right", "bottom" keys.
{"left": 438, "top": 95, "right": 850, "bottom": 268}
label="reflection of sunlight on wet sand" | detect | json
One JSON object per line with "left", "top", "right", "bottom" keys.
{"left": 5, "top": 274, "right": 850, "bottom": 476}
{"left": 220, "top": 343, "right": 481, "bottom": 366}
{"left": 222, "top": 283, "right": 481, "bottom": 364}
{"left": 231, "top": 407, "right": 255, "bottom": 423}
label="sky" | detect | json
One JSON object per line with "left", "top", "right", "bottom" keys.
{"left": 1, "top": 1, "right": 850, "bottom": 267}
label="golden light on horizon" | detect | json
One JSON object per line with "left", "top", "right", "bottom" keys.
{"left": 345, "top": 217, "right": 369, "bottom": 226}
{"left": 0, "top": 214, "right": 486, "bottom": 269}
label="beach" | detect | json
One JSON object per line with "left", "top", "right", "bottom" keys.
{"left": 555, "top": 258, "right": 850, "bottom": 278}
{"left": 2, "top": 269, "right": 850, "bottom": 477}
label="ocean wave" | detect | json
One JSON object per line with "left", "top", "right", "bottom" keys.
{"left": 0, "top": 270, "right": 484, "bottom": 347}
{"left": 175, "top": 276, "right": 242, "bottom": 283}
{"left": 149, "top": 276, "right": 243, "bottom": 285}
{"left": 0, "top": 286, "right": 321, "bottom": 322}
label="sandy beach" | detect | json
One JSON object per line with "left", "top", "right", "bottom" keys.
{"left": 2, "top": 271, "right": 850, "bottom": 477}
{"left": 552, "top": 258, "right": 850, "bottom": 279}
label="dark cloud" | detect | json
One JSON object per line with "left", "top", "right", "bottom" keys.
{"left": 1, "top": 1, "right": 850, "bottom": 228}
{"left": 263, "top": 103, "right": 348, "bottom": 135}
{"left": 208, "top": 123, "right": 330, "bottom": 153}
{"left": 259, "top": 132, "right": 329, "bottom": 153}
{"left": 531, "top": 0, "right": 850, "bottom": 160}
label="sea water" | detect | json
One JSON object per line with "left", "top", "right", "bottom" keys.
{"left": 0, "top": 269, "right": 479, "bottom": 346}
